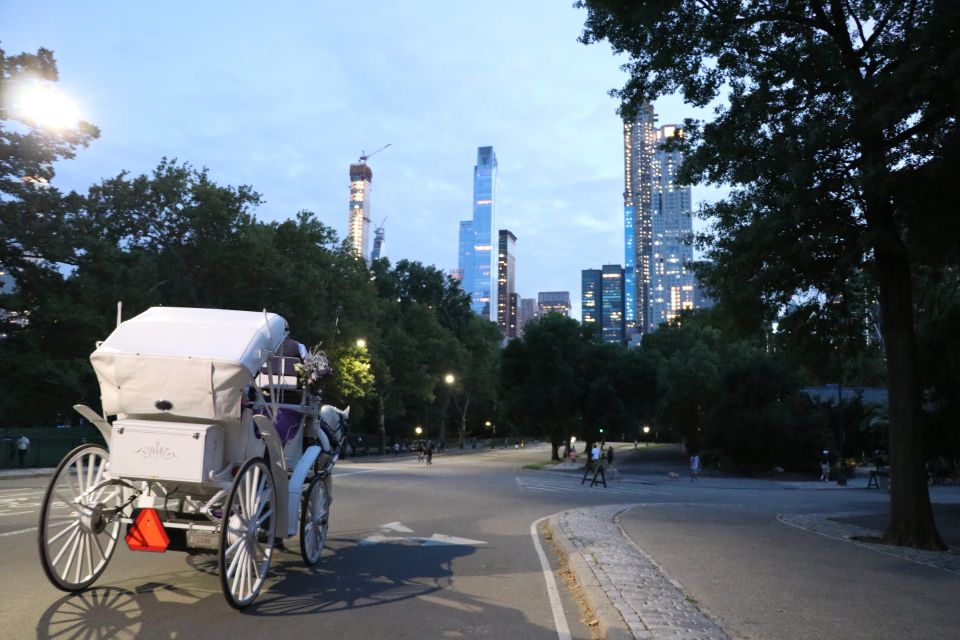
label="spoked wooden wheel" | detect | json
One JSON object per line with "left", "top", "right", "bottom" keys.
{"left": 219, "top": 457, "right": 276, "bottom": 609}
{"left": 299, "top": 474, "right": 330, "bottom": 567}
{"left": 38, "top": 444, "right": 124, "bottom": 591}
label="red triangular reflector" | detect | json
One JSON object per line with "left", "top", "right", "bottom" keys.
{"left": 125, "top": 508, "right": 170, "bottom": 552}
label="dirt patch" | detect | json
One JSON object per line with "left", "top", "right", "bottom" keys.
{"left": 542, "top": 524, "right": 603, "bottom": 639}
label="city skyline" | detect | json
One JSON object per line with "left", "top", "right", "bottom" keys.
{"left": 3, "top": 1, "right": 725, "bottom": 321}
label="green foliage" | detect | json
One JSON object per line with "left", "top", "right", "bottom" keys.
{"left": 579, "top": 0, "right": 959, "bottom": 548}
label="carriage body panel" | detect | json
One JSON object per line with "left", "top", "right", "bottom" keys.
{"left": 110, "top": 419, "right": 225, "bottom": 485}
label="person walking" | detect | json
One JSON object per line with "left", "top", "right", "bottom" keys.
{"left": 425, "top": 441, "right": 434, "bottom": 465}
{"left": 820, "top": 449, "right": 830, "bottom": 482}
{"left": 16, "top": 434, "right": 30, "bottom": 468}
{"left": 590, "top": 442, "right": 601, "bottom": 470}
{"left": 606, "top": 446, "right": 614, "bottom": 466}
{"left": 690, "top": 453, "right": 701, "bottom": 481}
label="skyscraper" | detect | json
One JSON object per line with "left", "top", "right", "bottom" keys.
{"left": 648, "top": 125, "right": 695, "bottom": 330}
{"left": 582, "top": 265, "right": 626, "bottom": 344}
{"left": 601, "top": 264, "right": 626, "bottom": 343}
{"left": 497, "top": 229, "right": 517, "bottom": 337}
{"left": 458, "top": 146, "right": 498, "bottom": 319}
{"left": 538, "top": 291, "right": 571, "bottom": 317}
{"left": 348, "top": 163, "right": 373, "bottom": 260}
{"left": 518, "top": 297, "right": 537, "bottom": 336}
{"left": 581, "top": 269, "right": 602, "bottom": 327}
{"left": 623, "top": 104, "right": 657, "bottom": 337}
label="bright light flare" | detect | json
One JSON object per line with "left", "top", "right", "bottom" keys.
{"left": 10, "top": 79, "right": 82, "bottom": 130}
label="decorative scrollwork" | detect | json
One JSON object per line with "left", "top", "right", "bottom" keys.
{"left": 134, "top": 439, "right": 177, "bottom": 460}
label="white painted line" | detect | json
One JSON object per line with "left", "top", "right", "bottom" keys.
{"left": 531, "top": 515, "right": 571, "bottom": 640}
{"left": 333, "top": 468, "right": 387, "bottom": 478}
{"left": 0, "top": 526, "right": 37, "bottom": 538}
{"left": 381, "top": 521, "right": 414, "bottom": 533}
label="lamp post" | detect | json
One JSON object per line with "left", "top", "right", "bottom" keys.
{"left": 440, "top": 372, "right": 455, "bottom": 448}
{"left": 643, "top": 425, "right": 650, "bottom": 447}
{"left": 356, "top": 338, "right": 366, "bottom": 349}
{"left": 485, "top": 420, "right": 495, "bottom": 448}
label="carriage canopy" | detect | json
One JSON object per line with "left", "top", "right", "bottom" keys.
{"left": 91, "top": 307, "right": 288, "bottom": 421}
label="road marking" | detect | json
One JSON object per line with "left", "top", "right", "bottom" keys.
{"left": 0, "top": 526, "right": 37, "bottom": 538}
{"left": 359, "top": 525, "right": 487, "bottom": 547}
{"left": 516, "top": 476, "right": 653, "bottom": 495}
{"left": 333, "top": 468, "right": 388, "bottom": 478}
{"left": 531, "top": 515, "right": 571, "bottom": 640}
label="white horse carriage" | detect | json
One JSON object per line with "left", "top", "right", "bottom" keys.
{"left": 38, "top": 307, "right": 349, "bottom": 609}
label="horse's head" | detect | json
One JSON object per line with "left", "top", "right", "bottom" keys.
{"left": 319, "top": 404, "right": 349, "bottom": 443}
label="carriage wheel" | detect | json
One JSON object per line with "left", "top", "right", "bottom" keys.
{"left": 38, "top": 444, "right": 124, "bottom": 591}
{"left": 218, "top": 457, "right": 276, "bottom": 609}
{"left": 299, "top": 474, "right": 330, "bottom": 567}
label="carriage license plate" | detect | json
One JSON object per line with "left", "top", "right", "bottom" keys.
{"left": 186, "top": 528, "right": 219, "bottom": 550}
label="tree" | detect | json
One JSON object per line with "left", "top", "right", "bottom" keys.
{"left": 451, "top": 315, "right": 501, "bottom": 448}
{"left": 579, "top": 0, "right": 960, "bottom": 549}
{"left": 0, "top": 47, "right": 101, "bottom": 426}
{"left": 501, "top": 314, "right": 591, "bottom": 459}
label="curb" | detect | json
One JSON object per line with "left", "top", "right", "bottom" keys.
{"left": 546, "top": 514, "right": 635, "bottom": 640}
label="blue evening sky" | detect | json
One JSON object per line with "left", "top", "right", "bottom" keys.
{"left": 4, "top": 0, "right": 724, "bottom": 319}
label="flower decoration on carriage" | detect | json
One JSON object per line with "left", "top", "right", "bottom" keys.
{"left": 295, "top": 344, "right": 332, "bottom": 394}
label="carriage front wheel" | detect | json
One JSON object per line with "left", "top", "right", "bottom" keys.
{"left": 38, "top": 444, "right": 124, "bottom": 591}
{"left": 299, "top": 474, "right": 330, "bottom": 567}
{"left": 218, "top": 457, "right": 276, "bottom": 609}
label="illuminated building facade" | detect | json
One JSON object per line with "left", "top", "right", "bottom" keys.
{"left": 537, "top": 291, "right": 571, "bottom": 317}
{"left": 601, "top": 264, "right": 626, "bottom": 344}
{"left": 348, "top": 163, "right": 373, "bottom": 260}
{"left": 518, "top": 297, "right": 537, "bottom": 336}
{"left": 648, "top": 125, "right": 695, "bottom": 330}
{"left": 623, "top": 103, "right": 657, "bottom": 337}
{"left": 497, "top": 229, "right": 517, "bottom": 337}
{"left": 581, "top": 269, "right": 602, "bottom": 328}
{"left": 458, "top": 146, "right": 498, "bottom": 319}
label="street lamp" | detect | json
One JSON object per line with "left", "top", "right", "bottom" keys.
{"left": 485, "top": 420, "right": 495, "bottom": 448}
{"left": 356, "top": 338, "right": 366, "bottom": 349}
{"left": 11, "top": 80, "right": 82, "bottom": 130}
{"left": 643, "top": 425, "right": 650, "bottom": 447}
{"left": 444, "top": 373, "right": 455, "bottom": 385}
{"left": 415, "top": 426, "right": 422, "bottom": 437}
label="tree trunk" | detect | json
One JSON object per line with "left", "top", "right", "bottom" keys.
{"left": 458, "top": 392, "right": 471, "bottom": 450}
{"left": 867, "top": 199, "right": 945, "bottom": 550}
{"left": 378, "top": 393, "right": 387, "bottom": 455}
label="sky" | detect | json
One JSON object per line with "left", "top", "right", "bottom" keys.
{"left": 4, "top": 0, "right": 724, "bottom": 319}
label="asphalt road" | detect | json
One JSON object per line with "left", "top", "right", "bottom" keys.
{"left": 0, "top": 444, "right": 627, "bottom": 640}
{"left": 3, "top": 443, "right": 958, "bottom": 640}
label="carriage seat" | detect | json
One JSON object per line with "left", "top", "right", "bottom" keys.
{"left": 257, "top": 356, "right": 300, "bottom": 390}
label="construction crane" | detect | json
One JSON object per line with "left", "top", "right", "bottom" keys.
{"left": 370, "top": 216, "right": 388, "bottom": 261}
{"left": 358, "top": 143, "right": 391, "bottom": 164}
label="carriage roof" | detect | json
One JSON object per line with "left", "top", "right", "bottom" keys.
{"left": 91, "top": 307, "right": 288, "bottom": 421}
{"left": 94, "top": 307, "right": 288, "bottom": 376}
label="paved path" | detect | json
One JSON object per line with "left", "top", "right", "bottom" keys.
{"left": 544, "top": 446, "right": 960, "bottom": 640}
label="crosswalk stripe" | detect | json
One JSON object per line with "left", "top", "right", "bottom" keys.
{"left": 515, "top": 477, "right": 651, "bottom": 494}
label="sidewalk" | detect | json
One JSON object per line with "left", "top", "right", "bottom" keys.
{"left": 546, "top": 443, "right": 960, "bottom": 639}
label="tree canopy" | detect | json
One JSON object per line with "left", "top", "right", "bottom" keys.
{"left": 579, "top": 0, "right": 960, "bottom": 548}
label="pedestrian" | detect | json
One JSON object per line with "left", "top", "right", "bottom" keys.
{"left": 425, "top": 441, "right": 434, "bottom": 465}
{"left": 393, "top": 442, "right": 400, "bottom": 455}
{"left": 820, "top": 449, "right": 830, "bottom": 482}
{"left": 590, "top": 442, "right": 601, "bottom": 469}
{"left": 690, "top": 453, "right": 701, "bottom": 481}
{"left": 16, "top": 433, "right": 30, "bottom": 468}
{"left": 606, "top": 446, "right": 614, "bottom": 466}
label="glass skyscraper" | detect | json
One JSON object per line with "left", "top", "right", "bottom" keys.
{"left": 458, "top": 147, "right": 498, "bottom": 319}
{"left": 582, "top": 265, "right": 626, "bottom": 344}
{"left": 537, "top": 291, "right": 571, "bottom": 317}
{"left": 581, "top": 269, "right": 602, "bottom": 328}
{"left": 601, "top": 264, "right": 626, "bottom": 344}
{"left": 497, "top": 229, "right": 517, "bottom": 337}
{"left": 648, "top": 125, "right": 695, "bottom": 331}
{"left": 623, "top": 104, "right": 656, "bottom": 337}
